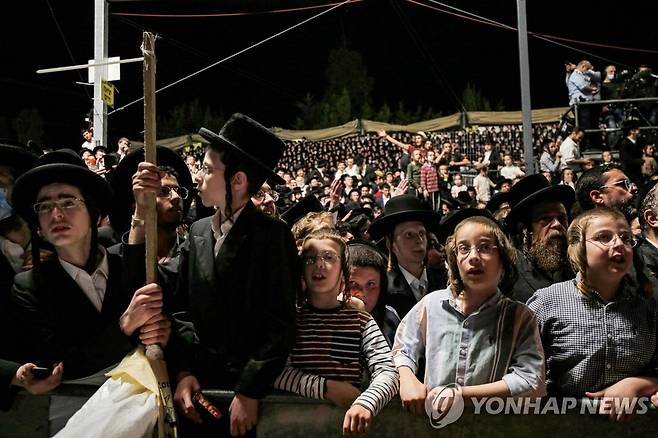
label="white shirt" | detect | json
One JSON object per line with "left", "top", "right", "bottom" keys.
{"left": 499, "top": 165, "right": 524, "bottom": 180}
{"left": 59, "top": 246, "right": 109, "bottom": 312}
{"left": 559, "top": 137, "right": 580, "bottom": 170}
{"left": 81, "top": 141, "right": 94, "bottom": 151}
{"left": 211, "top": 206, "right": 245, "bottom": 256}
{"left": 399, "top": 265, "right": 428, "bottom": 302}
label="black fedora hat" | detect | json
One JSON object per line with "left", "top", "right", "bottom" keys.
{"left": 505, "top": 174, "right": 575, "bottom": 228}
{"left": 368, "top": 194, "right": 440, "bottom": 241}
{"left": 37, "top": 149, "right": 85, "bottom": 167}
{"left": 0, "top": 143, "right": 38, "bottom": 175}
{"left": 12, "top": 162, "right": 112, "bottom": 225}
{"left": 437, "top": 208, "right": 495, "bottom": 245}
{"left": 199, "top": 113, "right": 286, "bottom": 186}
{"left": 485, "top": 191, "right": 510, "bottom": 213}
{"left": 109, "top": 146, "right": 194, "bottom": 236}
{"left": 280, "top": 193, "right": 323, "bottom": 227}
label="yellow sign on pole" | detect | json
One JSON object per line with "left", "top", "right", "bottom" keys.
{"left": 101, "top": 80, "right": 115, "bottom": 107}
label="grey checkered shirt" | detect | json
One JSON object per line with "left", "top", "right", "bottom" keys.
{"left": 527, "top": 274, "right": 658, "bottom": 396}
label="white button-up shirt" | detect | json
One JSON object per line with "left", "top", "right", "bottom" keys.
{"left": 59, "top": 246, "right": 109, "bottom": 312}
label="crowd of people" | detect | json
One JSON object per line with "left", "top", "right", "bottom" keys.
{"left": 1, "top": 111, "right": 658, "bottom": 437}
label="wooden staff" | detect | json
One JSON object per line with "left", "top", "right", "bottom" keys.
{"left": 143, "top": 31, "right": 178, "bottom": 438}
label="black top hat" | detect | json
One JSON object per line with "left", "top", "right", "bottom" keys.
{"left": 12, "top": 161, "right": 112, "bottom": 225}
{"left": 199, "top": 113, "right": 286, "bottom": 186}
{"left": 280, "top": 193, "right": 323, "bottom": 227}
{"left": 486, "top": 191, "right": 510, "bottom": 213}
{"left": 348, "top": 188, "right": 360, "bottom": 197}
{"left": 505, "top": 174, "right": 575, "bottom": 228}
{"left": 0, "top": 143, "right": 38, "bottom": 175}
{"left": 292, "top": 187, "right": 302, "bottom": 194}
{"left": 368, "top": 194, "right": 440, "bottom": 241}
{"left": 109, "top": 146, "right": 194, "bottom": 236}
{"left": 437, "top": 208, "right": 495, "bottom": 244}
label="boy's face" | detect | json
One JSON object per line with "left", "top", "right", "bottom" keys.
{"left": 36, "top": 183, "right": 91, "bottom": 253}
{"left": 197, "top": 150, "right": 228, "bottom": 210}
{"left": 504, "top": 156, "right": 512, "bottom": 166}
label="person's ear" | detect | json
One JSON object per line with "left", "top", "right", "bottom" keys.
{"left": 644, "top": 209, "right": 658, "bottom": 229}
{"left": 589, "top": 189, "right": 605, "bottom": 206}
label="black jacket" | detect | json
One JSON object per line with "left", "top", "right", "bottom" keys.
{"left": 512, "top": 250, "right": 575, "bottom": 303}
{"left": 166, "top": 202, "right": 299, "bottom": 399}
{"left": 385, "top": 265, "right": 447, "bottom": 320}
{"left": 10, "top": 251, "right": 136, "bottom": 379}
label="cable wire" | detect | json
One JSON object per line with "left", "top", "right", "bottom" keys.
{"left": 108, "top": 0, "right": 356, "bottom": 116}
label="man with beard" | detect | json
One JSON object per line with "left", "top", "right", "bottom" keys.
{"left": 636, "top": 182, "right": 658, "bottom": 298}
{"left": 505, "top": 174, "right": 576, "bottom": 302}
{"left": 574, "top": 163, "right": 637, "bottom": 218}
{"left": 252, "top": 182, "right": 278, "bottom": 217}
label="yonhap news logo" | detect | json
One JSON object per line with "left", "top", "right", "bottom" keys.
{"left": 424, "top": 385, "right": 653, "bottom": 429}
{"left": 424, "top": 384, "right": 465, "bottom": 429}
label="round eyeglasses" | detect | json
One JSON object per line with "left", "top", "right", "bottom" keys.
{"left": 158, "top": 186, "right": 189, "bottom": 200}
{"left": 253, "top": 190, "right": 279, "bottom": 202}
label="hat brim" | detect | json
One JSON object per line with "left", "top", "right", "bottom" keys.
{"left": 368, "top": 209, "right": 440, "bottom": 242}
{"left": 505, "top": 185, "right": 575, "bottom": 227}
{"left": 199, "top": 127, "right": 285, "bottom": 186}
{"left": 0, "top": 144, "right": 38, "bottom": 174}
{"left": 437, "top": 208, "right": 495, "bottom": 244}
{"left": 109, "top": 146, "right": 195, "bottom": 235}
{"left": 12, "top": 163, "right": 113, "bottom": 223}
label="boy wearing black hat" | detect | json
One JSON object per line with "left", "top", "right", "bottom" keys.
{"left": 9, "top": 156, "right": 170, "bottom": 380}
{"left": 368, "top": 195, "right": 446, "bottom": 319}
{"left": 129, "top": 113, "right": 298, "bottom": 436}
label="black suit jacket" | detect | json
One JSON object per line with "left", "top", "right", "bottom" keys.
{"left": 169, "top": 201, "right": 299, "bottom": 399}
{"left": 511, "top": 250, "right": 574, "bottom": 303}
{"left": 385, "top": 265, "right": 446, "bottom": 320}
{"left": 619, "top": 137, "right": 644, "bottom": 184}
{"left": 10, "top": 252, "right": 136, "bottom": 379}
{"left": 0, "top": 359, "right": 19, "bottom": 410}
{"left": 635, "top": 239, "right": 658, "bottom": 300}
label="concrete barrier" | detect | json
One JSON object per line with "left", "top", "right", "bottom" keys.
{"left": 1, "top": 385, "right": 657, "bottom": 437}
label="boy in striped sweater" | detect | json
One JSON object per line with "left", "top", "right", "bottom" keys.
{"left": 274, "top": 230, "right": 399, "bottom": 435}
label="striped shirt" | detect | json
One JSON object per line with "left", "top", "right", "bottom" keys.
{"left": 274, "top": 303, "right": 399, "bottom": 415}
{"left": 393, "top": 287, "right": 545, "bottom": 397}
{"left": 527, "top": 274, "right": 658, "bottom": 396}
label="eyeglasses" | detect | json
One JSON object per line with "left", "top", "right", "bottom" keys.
{"left": 456, "top": 242, "right": 498, "bottom": 257}
{"left": 199, "top": 164, "right": 221, "bottom": 175}
{"left": 33, "top": 198, "right": 86, "bottom": 215}
{"left": 599, "top": 179, "right": 636, "bottom": 193}
{"left": 586, "top": 231, "right": 637, "bottom": 248}
{"left": 253, "top": 190, "right": 279, "bottom": 202}
{"left": 302, "top": 251, "right": 340, "bottom": 266}
{"left": 158, "top": 186, "right": 189, "bottom": 200}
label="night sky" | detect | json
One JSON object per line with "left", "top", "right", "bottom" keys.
{"left": 2, "top": 0, "right": 657, "bottom": 149}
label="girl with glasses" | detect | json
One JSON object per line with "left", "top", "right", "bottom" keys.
{"left": 528, "top": 207, "right": 658, "bottom": 421}
{"left": 393, "top": 216, "right": 545, "bottom": 416}
{"left": 274, "top": 230, "right": 398, "bottom": 435}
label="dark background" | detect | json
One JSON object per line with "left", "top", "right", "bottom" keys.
{"left": 2, "top": 0, "right": 656, "bottom": 149}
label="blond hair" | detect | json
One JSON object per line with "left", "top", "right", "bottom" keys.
{"left": 291, "top": 212, "right": 334, "bottom": 241}
{"left": 445, "top": 216, "right": 517, "bottom": 297}
{"left": 566, "top": 207, "right": 629, "bottom": 294}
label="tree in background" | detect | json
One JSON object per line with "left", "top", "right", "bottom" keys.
{"left": 157, "top": 99, "right": 225, "bottom": 138}
{"left": 461, "top": 82, "right": 505, "bottom": 112}
{"left": 12, "top": 108, "right": 44, "bottom": 146}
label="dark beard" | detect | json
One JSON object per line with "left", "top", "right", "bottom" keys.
{"left": 528, "top": 234, "right": 568, "bottom": 273}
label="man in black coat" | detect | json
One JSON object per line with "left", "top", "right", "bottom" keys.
{"left": 504, "top": 174, "right": 576, "bottom": 302}
{"left": 129, "top": 114, "right": 299, "bottom": 436}
{"left": 635, "top": 182, "right": 658, "bottom": 299}
{"left": 619, "top": 125, "right": 645, "bottom": 186}
{"left": 368, "top": 195, "right": 446, "bottom": 319}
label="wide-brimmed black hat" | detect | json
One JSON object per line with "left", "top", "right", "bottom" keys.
{"left": 368, "top": 194, "right": 440, "bottom": 241}
{"left": 505, "top": 174, "right": 575, "bottom": 229}
{"left": 109, "top": 146, "right": 194, "bottom": 236}
{"left": 0, "top": 143, "right": 38, "bottom": 175}
{"left": 485, "top": 191, "right": 510, "bottom": 213}
{"left": 199, "top": 113, "right": 285, "bottom": 186}
{"left": 437, "top": 208, "right": 495, "bottom": 244}
{"left": 280, "top": 193, "right": 323, "bottom": 227}
{"left": 12, "top": 160, "right": 112, "bottom": 225}
{"left": 37, "top": 149, "right": 85, "bottom": 167}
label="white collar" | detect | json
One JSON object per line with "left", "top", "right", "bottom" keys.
{"left": 59, "top": 246, "right": 109, "bottom": 282}
{"left": 399, "top": 264, "right": 427, "bottom": 286}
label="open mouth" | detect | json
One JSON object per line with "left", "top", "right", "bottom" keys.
{"left": 311, "top": 273, "right": 326, "bottom": 281}
{"left": 467, "top": 268, "right": 484, "bottom": 275}
{"left": 610, "top": 254, "right": 626, "bottom": 264}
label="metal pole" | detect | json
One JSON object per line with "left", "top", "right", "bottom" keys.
{"left": 93, "top": 0, "right": 108, "bottom": 148}
{"left": 516, "top": 0, "right": 534, "bottom": 175}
